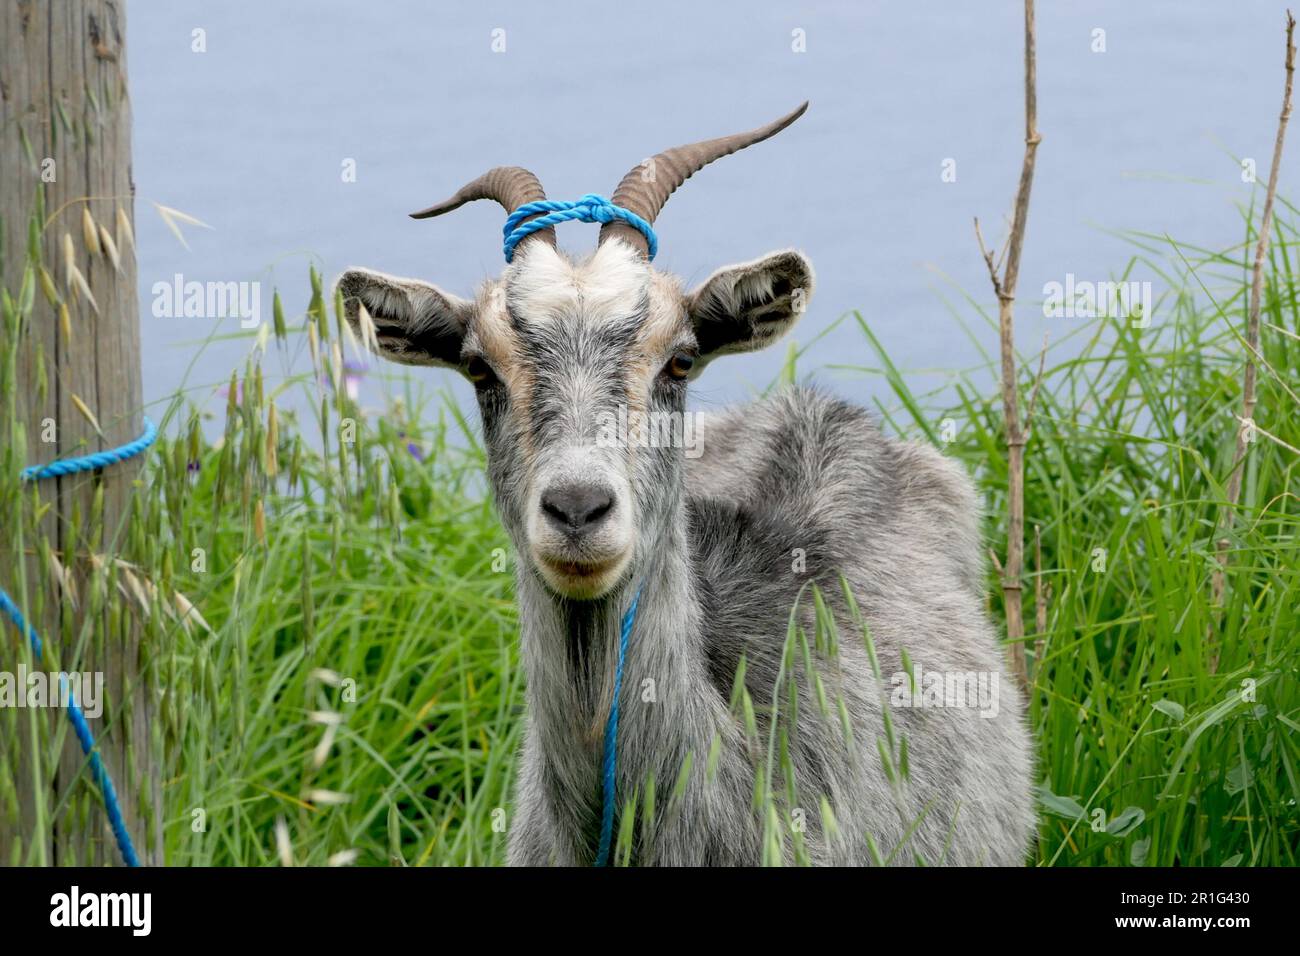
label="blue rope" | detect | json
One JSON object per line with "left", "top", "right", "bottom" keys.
{"left": 503, "top": 193, "right": 655, "bottom": 862}
{"left": 0, "top": 592, "right": 141, "bottom": 867}
{"left": 594, "top": 583, "right": 642, "bottom": 867}
{"left": 1, "top": 414, "right": 157, "bottom": 867}
{"left": 503, "top": 194, "right": 659, "bottom": 263}
{"left": 22, "top": 415, "right": 158, "bottom": 480}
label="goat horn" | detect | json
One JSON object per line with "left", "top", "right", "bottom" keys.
{"left": 597, "top": 102, "right": 809, "bottom": 258}
{"left": 409, "top": 166, "right": 557, "bottom": 253}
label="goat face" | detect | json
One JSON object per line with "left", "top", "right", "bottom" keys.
{"left": 337, "top": 239, "right": 813, "bottom": 599}
{"left": 338, "top": 103, "right": 812, "bottom": 598}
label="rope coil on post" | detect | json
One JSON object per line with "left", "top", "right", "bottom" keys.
{"left": 1, "top": 414, "right": 157, "bottom": 867}
{"left": 21, "top": 416, "right": 158, "bottom": 481}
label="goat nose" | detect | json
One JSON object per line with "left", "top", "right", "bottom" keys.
{"left": 540, "top": 484, "right": 614, "bottom": 533}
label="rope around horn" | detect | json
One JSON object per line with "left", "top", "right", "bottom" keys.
{"left": 502, "top": 194, "right": 658, "bottom": 263}
{"left": 0, "top": 415, "right": 158, "bottom": 867}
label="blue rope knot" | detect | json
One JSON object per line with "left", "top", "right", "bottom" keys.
{"left": 503, "top": 194, "right": 659, "bottom": 263}
{"left": 574, "top": 194, "right": 617, "bottom": 224}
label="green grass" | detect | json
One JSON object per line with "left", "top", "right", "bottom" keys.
{"left": 3, "top": 208, "right": 1298, "bottom": 865}
{"left": 854, "top": 215, "right": 1300, "bottom": 866}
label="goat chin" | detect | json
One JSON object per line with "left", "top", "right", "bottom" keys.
{"left": 530, "top": 548, "right": 632, "bottom": 600}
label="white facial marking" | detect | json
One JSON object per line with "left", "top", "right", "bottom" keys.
{"left": 507, "top": 240, "right": 649, "bottom": 329}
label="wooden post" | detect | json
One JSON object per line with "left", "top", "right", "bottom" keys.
{"left": 0, "top": 0, "right": 159, "bottom": 865}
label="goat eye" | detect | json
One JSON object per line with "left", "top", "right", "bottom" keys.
{"left": 465, "top": 356, "right": 497, "bottom": 385}
{"left": 664, "top": 351, "right": 695, "bottom": 380}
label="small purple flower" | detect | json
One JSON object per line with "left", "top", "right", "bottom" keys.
{"left": 343, "top": 360, "right": 367, "bottom": 400}
{"left": 397, "top": 430, "right": 426, "bottom": 463}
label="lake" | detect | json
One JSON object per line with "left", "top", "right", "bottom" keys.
{"left": 127, "top": 0, "right": 1291, "bottom": 421}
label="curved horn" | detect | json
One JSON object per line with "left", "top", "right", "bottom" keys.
{"left": 598, "top": 102, "right": 809, "bottom": 257}
{"left": 409, "top": 166, "right": 556, "bottom": 253}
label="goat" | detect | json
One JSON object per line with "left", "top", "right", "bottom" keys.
{"left": 338, "top": 103, "right": 1035, "bottom": 866}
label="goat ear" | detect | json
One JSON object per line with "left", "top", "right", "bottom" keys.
{"left": 685, "top": 250, "right": 814, "bottom": 365}
{"left": 335, "top": 268, "right": 471, "bottom": 368}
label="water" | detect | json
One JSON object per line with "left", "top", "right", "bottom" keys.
{"left": 128, "top": 0, "right": 1291, "bottom": 420}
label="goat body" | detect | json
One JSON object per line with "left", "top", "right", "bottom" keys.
{"left": 508, "top": 387, "right": 1035, "bottom": 866}
{"left": 339, "top": 102, "right": 1036, "bottom": 866}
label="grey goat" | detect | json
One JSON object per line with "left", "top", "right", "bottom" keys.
{"left": 338, "top": 103, "right": 1035, "bottom": 866}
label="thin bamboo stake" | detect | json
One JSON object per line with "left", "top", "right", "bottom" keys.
{"left": 1211, "top": 10, "right": 1296, "bottom": 671}
{"left": 974, "top": 0, "right": 1041, "bottom": 693}
{"left": 1033, "top": 524, "right": 1047, "bottom": 664}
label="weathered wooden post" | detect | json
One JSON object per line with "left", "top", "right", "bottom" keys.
{"left": 1, "top": 0, "right": 160, "bottom": 865}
